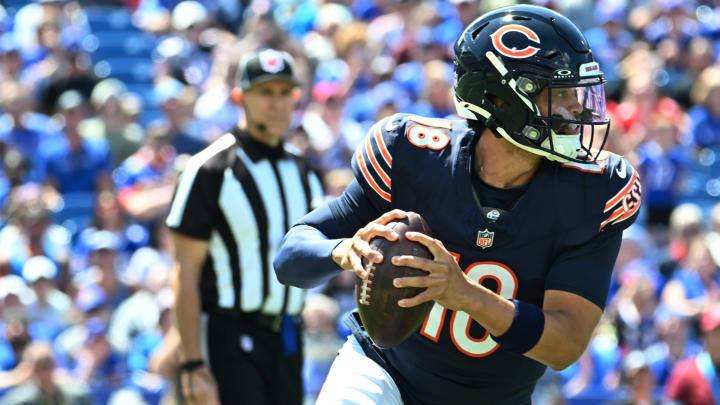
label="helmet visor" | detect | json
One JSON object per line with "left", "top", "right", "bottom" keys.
{"left": 526, "top": 77, "right": 610, "bottom": 162}
{"left": 545, "top": 79, "right": 607, "bottom": 125}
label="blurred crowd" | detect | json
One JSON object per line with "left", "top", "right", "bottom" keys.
{"left": 0, "top": 0, "right": 717, "bottom": 404}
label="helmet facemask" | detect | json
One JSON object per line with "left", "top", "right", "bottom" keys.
{"left": 455, "top": 51, "right": 611, "bottom": 164}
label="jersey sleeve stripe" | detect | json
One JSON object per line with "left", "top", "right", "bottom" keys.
{"left": 599, "top": 177, "right": 642, "bottom": 231}
{"left": 355, "top": 143, "right": 391, "bottom": 202}
{"left": 374, "top": 123, "right": 393, "bottom": 167}
{"left": 604, "top": 170, "right": 638, "bottom": 212}
{"left": 600, "top": 201, "right": 641, "bottom": 231}
{"left": 365, "top": 132, "right": 391, "bottom": 188}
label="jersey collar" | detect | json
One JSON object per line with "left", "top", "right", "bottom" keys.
{"left": 232, "top": 126, "right": 287, "bottom": 162}
{"left": 456, "top": 126, "right": 552, "bottom": 237}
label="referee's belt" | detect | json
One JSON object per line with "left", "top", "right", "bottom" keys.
{"left": 210, "top": 309, "right": 293, "bottom": 332}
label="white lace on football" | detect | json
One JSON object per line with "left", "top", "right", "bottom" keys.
{"left": 358, "top": 262, "right": 375, "bottom": 305}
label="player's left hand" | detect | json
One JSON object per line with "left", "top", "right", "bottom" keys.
{"left": 392, "top": 232, "right": 474, "bottom": 312}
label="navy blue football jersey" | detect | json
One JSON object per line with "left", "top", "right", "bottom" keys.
{"left": 342, "top": 113, "right": 641, "bottom": 404}
{"left": 278, "top": 113, "right": 641, "bottom": 404}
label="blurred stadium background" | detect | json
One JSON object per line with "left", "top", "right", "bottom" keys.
{"left": 0, "top": 0, "right": 718, "bottom": 404}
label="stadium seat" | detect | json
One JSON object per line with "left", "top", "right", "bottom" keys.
{"left": 89, "top": 30, "right": 157, "bottom": 61}
{"left": 85, "top": 6, "right": 133, "bottom": 31}
{"left": 53, "top": 192, "right": 96, "bottom": 238}
{"left": 94, "top": 57, "right": 154, "bottom": 83}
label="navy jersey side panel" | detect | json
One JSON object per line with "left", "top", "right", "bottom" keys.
{"left": 546, "top": 152, "right": 642, "bottom": 309}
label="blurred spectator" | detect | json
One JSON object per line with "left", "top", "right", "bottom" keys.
{"left": 80, "top": 79, "right": 144, "bottom": 166}
{"left": 108, "top": 253, "right": 171, "bottom": 353}
{"left": 449, "top": 0, "right": 480, "bottom": 27}
{"left": 665, "top": 303, "right": 720, "bottom": 405}
{"left": 689, "top": 65, "right": 720, "bottom": 149}
{"left": 659, "top": 203, "right": 706, "bottom": 278}
{"left": 613, "top": 272, "right": 660, "bottom": 351}
{"left": 124, "top": 288, "right": 175, "bottom": 398}
{"left": 0, "top": 34, "right": 24, "bottom": 83}
{"left": 0, "top": 148, "right": 32, "bottom": 208}
{"left": 0, "top": 316, "right": 32, "bottom": 375}
{"left": 73, "top": 191, "right": 150, "bottom": 273}
{"left": 584, "top": 2, "right": 633, "bottom": 99}
{"left": 152, "top": 79, "right": 206, "bottom": 155}
{"left": 635, "top": 112, "right": 690, "bottom": 227}
{"left": 40, "top": 90, "right": 114, "bottom": 195}
{"left": 0, "top": 342, "right": 91, "bottom": 405}
{"left": 302, "top": 74, "right": 365, "bottom": 171}
{"left": 604, "top": 350, "right": 661, "bottom": 405}
{"left": 412, "top": 60, "right": 454, "bottom": 118}
{"left": 661, "top": 238, "right": 719, "bottom": 318}
{"left": 0, "top": 184, "right": 70, "bottom": 284}
{"left": 38, "top": 51, "right": 98, "bottom": 117}
{"left": 54, "top": 285, "right": 111, "bottom": 364}
{"left": 563, "top": 319, "right": 622, "bottom": 398}
{"left": 707, "top": 202, "right": 720, "bottom": 272}
{"left": 113, "top": 122, "right": 178, "bottom": 222}
{"left": 644, "top": 306, "right": 699, "bottom": 386}
{"left": 160, "top": 1, "right": 212, "bottom": 88}
{"left": 0, "top": 81, "right": 59, "bottom": 179}
{"left": 72, "top": 230, "right": 129, "bottom": 308}
{"left": 22, "top": 256, "right": 71, "bottom": 341}
{"left": 72, "top": 318, "right": 126, "bottom": 404}
{"left": 643, "top": 0, "right": 698, "bottom": 47}
{"left": 302, "top": 294, "right": 343, "bottom": 404}
{"left": 323, "top": 168, "right": 354, "bottom": 199}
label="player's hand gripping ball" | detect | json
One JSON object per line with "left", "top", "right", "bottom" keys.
{"left": 355, "top": 211, "right": 434, "bottom": 348}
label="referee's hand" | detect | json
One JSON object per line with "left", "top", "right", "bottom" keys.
{"left": 181, "top": 366, "right": 220, "bottom": 405}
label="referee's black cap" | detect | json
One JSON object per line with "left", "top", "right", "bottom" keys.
{"left": 237, "top": 49, "right": 299, "bottom": 91}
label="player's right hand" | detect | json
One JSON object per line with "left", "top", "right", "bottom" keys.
{"left": 181, "top": 365, "right": 220, "bottom": 405}
{"left": 332, "top": 209, "right": 407, "bottom": 279}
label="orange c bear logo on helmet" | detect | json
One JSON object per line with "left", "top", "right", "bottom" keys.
{"left": 489, "top": 24, "right": 541, "bottom": 59}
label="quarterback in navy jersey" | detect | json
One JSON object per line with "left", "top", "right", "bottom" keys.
{"left": 275, "top": 5, "right": 642, "bottom": 405}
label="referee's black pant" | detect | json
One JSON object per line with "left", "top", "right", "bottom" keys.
{"left": 205, "top": 311, "right": 303, "bottom": 405}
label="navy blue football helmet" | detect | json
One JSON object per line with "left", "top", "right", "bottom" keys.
{"left": 453, "top": 5, "right": 609, "bottom": 163}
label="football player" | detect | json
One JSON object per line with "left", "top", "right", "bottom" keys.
{"left": 274, "top": 5, "right": 642, "bottom": 404}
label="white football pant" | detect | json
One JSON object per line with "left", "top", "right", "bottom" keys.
{"left": 316, "top": 335, "right": 404, "bottom": 405}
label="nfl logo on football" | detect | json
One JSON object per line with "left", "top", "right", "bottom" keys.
{"left": 477, "top": 229, "right": 494, "bottom": 249}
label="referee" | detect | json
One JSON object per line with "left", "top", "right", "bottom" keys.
{"left": 166, "top": 49, "right": 323, "bottom": 405}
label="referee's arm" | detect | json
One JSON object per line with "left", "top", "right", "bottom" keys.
{"left": 166, "top": 141, "right": 228, "bottom": 405}
{"left": 171, "top": 232, "right": 220, "bottom": 405}
{"left": 171, "top": 232, "right": 209, "bottom": 363}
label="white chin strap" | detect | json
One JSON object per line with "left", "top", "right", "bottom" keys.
{"left": 454, "top": 51, "right": 581, "bottom": 163}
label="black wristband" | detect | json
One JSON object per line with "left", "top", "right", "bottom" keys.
{"left": 490, "top": 299, "right": 545, "bottom": 354}
{"left": 179, "top": 359, "right": 205, "bottom": 373}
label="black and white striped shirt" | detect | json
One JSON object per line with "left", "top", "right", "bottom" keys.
{"left": 166, "top": 127, "right": 323, "bottom": 316}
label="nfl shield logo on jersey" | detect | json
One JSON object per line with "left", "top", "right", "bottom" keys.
{"left": 476, "top": 229, "right": 494, "bottom": 249}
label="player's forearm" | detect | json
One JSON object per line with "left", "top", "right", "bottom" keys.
{"left": 464, "top": 286, "right": 590, "bottom": 370}
{"left": 274, "top": 225, "right": 345, "bottom": 288}
{"left": 174, "top": 266, "right": 204, "bottom": 360}
{"left": 524, "top": 310, "right": 590, "bottom": 370}
{"left": 462, "top": 283, "right": 516, "bottom": 337}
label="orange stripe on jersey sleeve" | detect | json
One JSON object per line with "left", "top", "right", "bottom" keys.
{"left": 374, "top": 124, "right": 392, "bottom": 167}
{"left": 356, "top": 144, "right": 391, "bottom": 202}
{"left": 604, "top": 171, "right": 638, "bottom": 212}
{"left": 365, "top": 134, "right": 391, "bottom": 188}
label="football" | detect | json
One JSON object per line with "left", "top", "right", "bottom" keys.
{"left": 355, "top": 211, "right": 435, "bottom": 349}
